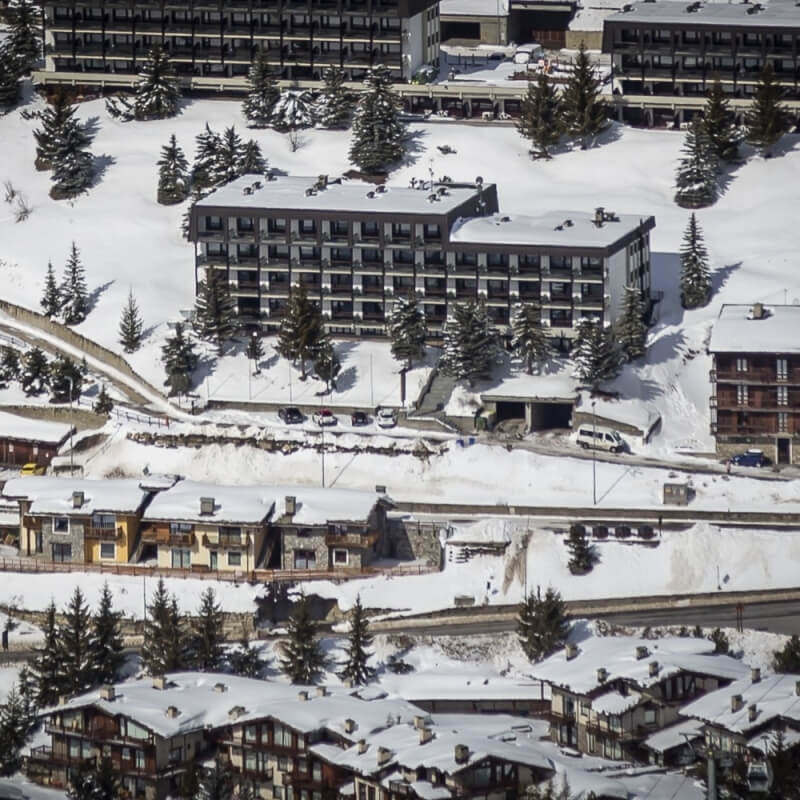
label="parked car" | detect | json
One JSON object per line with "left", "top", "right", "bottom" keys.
{"left": 313, "top": 408, "right": 338, "bottom": 427}
{"left": 278, "top": 407, "right": 304, "bottom": 424}
{"left": 20, "top": 462, "right": 45, "bottom": 476}
{"left": 376, "top": 407, "right": 398, "bottom": 429}
{"left": 351, "top": 411, "right": 370, "bottom": 426}
{"left": 576, "top": 425, "right": 626, "bottom": 453}
{"left": 512, "top": 43, "right": 544, "bottom": 65}
{"left": 730, "top": 449, "right": 768, "bottom": 467}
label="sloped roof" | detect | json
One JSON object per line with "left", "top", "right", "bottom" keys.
{"left": 2, "top": 477, "right": 149, "bottom": 515}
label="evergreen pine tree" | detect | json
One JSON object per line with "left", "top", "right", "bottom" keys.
{"left": 674, "top": 115, "right": 718, "bottom": 209}
{"left": 89, "top": 582, "right": 125, "bottom": 687}
{"left": 617, "top": 286, "right": 648, "bottom": 361}
{"left": 41, "top": 261, "right": 61, "bottom": 317}
{"left": 194, "top": 269, "right": 240, "bottom": 354}
{"left": 198, "top": 758, "right": 234, "bottom": 800}
{"left": 517, "top": 587, "right": 571, "bottom": 662}
{"left": 66, "top": 762, "right": 97, "bottom": 800}
{"left": 314, "top": 338, "right": 341, "bottom": 392}
{"left": 0, "top": 685, "right": 34, "bottom": 775}
{"left": 679, "top": 213, "right": 711, "bottom": 309}
{"left": 49, "top": 355, "right": 83, "bottom": 403}
{"left": 240, "top": 139, "right": 266, "bottom": 175}
{"left": 119, "top": 288, "right": 145, "bottom": 352}
{"left": 315, "top": 67, "right": 351, "bottom": 129}
{"left": 60, "top": 241, "right": 89, "bottom": 325}
{"left": 517, "top": 73, "right": 562, "bottom": 159}
{"left": 242, "top": 50, "right": 280, "bottom": 128}
{"left": 21, "top": 346, "right": 49, "bottom": 396}
{"left": 272, "top": 89, "right": 316, "bottom": 132}
{"left": 157, "top": 133, "right": 189, "bottom": 204}
{"left": 94, "top": 757, "right": 120, "bottom": 800}
{"left": 107, "top": 46, "right": 181, "bottom": 121}
{"left": 0, "top": 44, "right": 21, "bottom": 109}
{"left": 702, "top": 79, "right": 741, "bottom": 163}
{"left": 191, "top": 124, "right": 223, "bottom": 192}
{"left": 773, "top": 634, "right": 800, "bottom": 673}
{"left": 5, "top": 0, "right": 42, "bottom": 74}
{"left": 277, "top": 284, "right": 324, "bottom": 379}
{"left": 228, "top": 637, "right": 268, "bottom": 678}
{"left": 338, "top": 595, "right": 375, "bottom": 686}
{"left": 348, "top": 65, "right": 406, "bottom": 173}
{"left": 94, "top": 384, "right": 114, "bottom": 414}
{"left": 212, "top": 126, "right": 248, "bottom": 186}
{"left": 161, "top": 322, "right": 198, "bottom": 396}
{"left": 511, "top": 302, "right": 550, "bottom": 374}
{"left": 744, "top": 64, "right": 791, "bottom": 158}
{"left": 190, "top": 587, "right": 226, "bottom": 671}
{"left": 708, "top": 628, "right": 730, "bottom": 655}
{"left": 50, "top": 123, "right": 94, "bottom": 200}
{"left": 16, "top": 665, "right": 37, "bottom": 724}
{"left": 440, "top": 301, "right": 498, "bottom": 385}
{"left": 33, "top": 90, "right": 92, "bottom": 171}
{"left": 0, "top": 346, "right": 21, "bottom": 389}
{"left": 561, "top": 42, "right": 607, "bottom": 149}
{"left": 247, "top": 332, "right": 264, "bottom": 374}
{"left": 279, "top": 596, "right": 325, "bottom": 684}
{"left": 389, "top": 295, "right": 427, "bottom": 370}
{"left": 142, "top": 578, "right": 186, "bottom": 675}
{"left": 58, "top": 586, "right": 94, "bottom": 696}
{"left": 571, "top": 317, "right": 621, "bottom": 387}
{"left": 31, "top": 601, "right": 63, "bottom": 705}
{"left": 565, "top": 525, "right": 595, "bottom": 574}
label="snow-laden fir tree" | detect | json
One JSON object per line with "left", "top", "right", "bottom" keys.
{"left": 212, "top": 126, "right": 248, "bottom": 186}
{"left": 702, "top": 79, "right": 741, "bottom": 163}
{"left": 314, "top": 337, "right": 341, "bottom": 392}
{"left": 0, "top": 347, "right": 20, "bottom": 388}
{"left": 94, "top": 384, "right": 113, "bottom": 414}
{"left": 511, "top": 302, "right": 550, "bottom": 374}
{"left": 517, "top": 587, "right": 570, "bottom": 663}
{"left": 229, "top": 637, "right": 268, "bottom": 678}
{"left": 338, "top": 595, "right": 375, "bottom": 686}
{"left": 517, "top": 73, "right": 562, "bottom": 159}
{"left": 106, "top": 46, "right": 181, "bottom": 121}
{"left": 565, "top": 525, "right": 595, "bottom": 574}
{"left": 119, "top": 288, "right": 144, "bottom": 352}
{"left": 21, "top": 346, "right": 49, "bottom": 396}
{"left": 773, "top": 635, "right": 800, "bottom": 673}
{"left": 617, "top": 286, "right": 648, "bottom": 361}
{"left": 240, "top": 139, "right": 266, "bottom": 175}
{"left": 89, "top": 583, "right": 125, "bottom": 687}
{"left": 4, "top": 0, "right": 42, "bottom": 74}
{"left": 94, "top": 757, "right": 120, "bottom": 800}
{"left": 561, "top": 42, "right": 607, "bottom": 149}
{"left": 157, "top": 133, "right": 189, "bottom": 204}
{"left": 440, "top": 300, "right": 498, "bottom": 385}
{"left": 66, "top": 763, "right": 98, "bottom": 800}
{"left": 247, "top": 331, "right": 264, "bottom": 373}
{"left": 190, "top": 587, "right": 225, "bottom": 671}
{"left": 674, "top": 115, "right": 718, "bottom": 209}
{"left": 30, "top": 601, "right": 62, "bottom": 705}
{"left": 49, "top": 355, "right": 83, "bottom": 403}
{"left": 0, "top": 684, "right": 35, "bottom": 775}
{"left": 194, "top": 269, "right": 240, "bottom": 354}
{"left": 315, "top": 67, "right": 350, "bottom": 129}
{"left": 161, "top": 322, "right": 198, "bottom": 396}
{"left": 49, "top": 122, "right": 94, "bottom": 200}
{"left": 571, "top": 317, "right": 621, "bottom": 387}
{"left": 272, "top": 88, "right": 316, "bottom": 132}
{"left": 40, "top": 260, "right": 60, "bottom": 317}
{"left": 679, "top": 212, "right": 711, "bottom": 309}
{"left": 348, "top": 65, "right": 406, "bottom": 173}
{"left": 198, "top": 759, "right": 234, "bottom": 800}
{"left": 60, "top": 242, "right": 89, "bottom": 325}
{"left": 191, "top": 124, "right": 223, "bottom": 192}
{"left": 278, "top": 284, "right": 325, "bottom": 379}
{"left": 142, "top": 578, "right": 186, "bottom": 675}
{"left": 744, "top": 64, "right": 791, "bottom": 158}
{"left": 242, "top": 49, "right": 280, "bottom": 128}
{"left": 0, "top": 44, "right": 21, "bottom": 109}
{"left": 279, "top": 596, "right": 326, "bottom": 685}
{"left": 57, "top": 586, "right": 94, "bottom": 696}
{"left": 33, "top": 91, "right": 91, "bottom": 171}
{"left": 389, "top": 294, "right": 427, "bottom": 370}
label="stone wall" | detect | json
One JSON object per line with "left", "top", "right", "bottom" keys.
{"left": 280, "top": 529, "right": 330, "bottom": 571}
{"left": 388, "top": 519, "right": 443, "bottom": 568}
{"left": 1, "top": 404, "right": 103, "bottom": 432}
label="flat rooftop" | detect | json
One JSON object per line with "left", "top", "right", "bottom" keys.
{"left": 606, "top": 0, "right": 800, "bottom": 29}
{"left": 708, "top": 304, "right": 800, "bottom": 354}
{"left": 440, "top": 0, "right": 510, "bottom": 16}
{"left": 195, "top": 175, "right": 486, "bottom": 217}
{"left": 450, "top": 209, "right": 654, "bottom": 249}
{"left": 0, "top": 411, "right": 73, "bottom": 445}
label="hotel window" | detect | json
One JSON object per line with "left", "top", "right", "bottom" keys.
{"left": 778, "top": 386, "right": 788, "bottom": 406}
{"left": 268, "top": 218, "right": 286, "bottom": 233}
{"left": 361, "top": 221, "right": 379, "bottom": 238}
{"left": 228, "top": 551, "right": 242, "bottom": 567}
{"left": 170, "top": 522, "right": 192, "bottom": 535}
{"left": 778, "top": 412, "right": 789, "bottom": 432}
{"left": 274, "top": 724, "right": 292, "bottom": 747}
{"left": 53, "top": 516, "right": 70, "bottom": 534}
{"left": 735, "top": 358, "right": 748, "bottom": 372}
{"left": 549, "top": 254, "right": 570, "bottom": 270}
{"left": 737, "top": 385, "right": 748, "bottom": 406}
{"left": 777, "top": 358, "right": 788, "bottom": 380}
{"left": 171, "top": 548, "right": 191, "bottom": 569}
{"left": 299, "top": 219, "right": 316, "bottom": 234}
{"left": 100, "top": 542, "right": 115, "bottom": 560}
{"left": 205, "top": 215, "right": 223, "bottom": 231}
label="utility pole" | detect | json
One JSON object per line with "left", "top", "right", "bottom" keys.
{"left": 67, "top": 375, "right": 75, "bottom": 475}
{"left": 592, "top": 399, "right": 597, "bottom": 505}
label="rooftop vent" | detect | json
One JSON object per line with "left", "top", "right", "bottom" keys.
{"left": 686, "top": 1, "right": 702, "bottom": 11}
{"left": 414, "top": 715, "right": 427, "bottom": 729}
{"left": 72, "top": 490, "right": 84, "bottom": 509}
{"left": 166, "top": 705, "right": 180, "bottom": 719}
{"left": 285, "top": 495, "right": 296, "bottom": 516}
{"left": 597, "top": 667, "right": 608, "bottom": 683}
{"left": 636, "top": 645, "right": 649, "bottom": 660}
{"left": 751, "top": 667, "right": 761, "bottom": 683}
{"left": 564, "top": 219, "right": 573, "bottom": 227}
{"left": 748, "top": 703, "right": 758, "bottom": 722}
{"left": 731, "top": 693, "right": 744, "bottom": 713}
{"left": 565, "top": 643, "right": 579, "bottom": 661}
{"left": 316, "top": 686, "right": 327, "bottom": 698}
{"left": 419, "top": 726, "right": 434, "bottom": 745}
{"left": 99, "top": 686, "right": 116, "bottom": 701}
{"left": 376, "top": 185, "right": 387, "bottom": 194}
{"left": 316, "top": 174, "right": 329, "bottom": 190}
{"left": 622, "top": 2, "right": 632, "bottom": 9}
{"left": 243, "top": 186, "right": 254, "bottom": 195}
{"left": 152, "top": 676, "right": 167, "bottom": 690}
{"left": 649, "top": 660, "right": 660, "bottom": 677}
{"left": 298, "top": 690, "right": 309, "bottom": 702}
{"left": 265, "top": 170, "right": 276, "bottom": 181}
{"left": 213, "top": 682, "right": 227, "bottom": 693}
{"left": 305, "top": 188, "right": 317, "bottom": 197}
{"left": 427, "top": 193, "right": 438, "bottom": 203}
{"left": 344, "top": 718, "right": 357, "bottom": 734}
{"left": 746, "top": 2, "right": 763, "bottom": 12}
{"left": 500, "top": 216, "right": 511, "bottom": 223}
{"left": 377, "top": 746, "right": 392, "bottom": 766}
{"left": 366, "top": 191, "right": 376, "bottom": 199}
{"left": 454, "top": 744, "right": 469, "bottom": 764}
{"left": 252, "top": 181, "right": 262, "bottom": 190}
{"left": 200, "top": 496, "right": 215, "bottom": 515}
{"left": 228, "top": 705, "right": 246, "bottom": 720}
{"left": 749, "top": 302, "right": 766, "bottom": 320}
{"left": 594, "top": 207, "right": 605, "bottom": 227}
{"left": 357, "top": 739, "right": 367, "bottom": 754}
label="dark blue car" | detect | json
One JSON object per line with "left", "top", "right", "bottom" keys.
{"left": 730, "top": 449, "right": 768, "bottom": 467}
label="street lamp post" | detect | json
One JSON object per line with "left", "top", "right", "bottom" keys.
{"left": 592, "top": 400, "right": 597, "bottom": 506}
{"left": 67, "top": 375, "right": 75, "bottom": 476}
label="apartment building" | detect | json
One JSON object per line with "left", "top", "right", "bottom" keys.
{"left": 36, "top": 0, "right": 440, "bottom": 90}
{"left": 708, "top": 303, "right": 800, "bottom": 465}
{"left": 530, "top": 635, "right": 748, "bottom": 762}
{"left": 603, "top": 0, "right": 800, "bottom": 109}
{"left": 190, "top": 174, "right": 654, "bottom": 344}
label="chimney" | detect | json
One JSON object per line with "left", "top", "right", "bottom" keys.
{"left": 414, "top": 715, "right": 428, "bottom": 730}
{"left": 200, "top": 496, "right": 215, "bottom": 515}
{"left": 166, "top": 705, "right": 180, "bottom": 718}
{"left": 152, "top": 676, "right": 167, "bottom": 690}
{"left": 635, "top": 646, "right": 649, "bottom": 660}
{"left": 748, "top": 703, "right": 758, "bottom": 722}
{"left": 649, "top": 661, "right": 660, "bottom": 677}
{"left": 597, "top": 667, "right": 608, "bottom": 683}
{"left": 228, "top": 705, "right": 246, "bottom": 720}
{"left": 751, "top": 667, "right": 761, "bottom": 683}
{"left": 454, "top": 744, "right": 469, "bottom": 764}
{"left": 58, "top": 695, "right": 69, "bottom": 706}
{"left": 298, "top": 690, "right": 309, "bottom": 702}
{"left": 285, "top": 495, "right": 297, "bottom": 516}
{"left": 751, "top": 302, "right": 764, "bottom": 319}
{"left": 419, "top": 727, "right": 434, "bottom": 745}
{"left": 213, "top": 682, "right": 227, "bottom": 693}
{"left": 344, "top": 718, "right": 356, "bottom": 734}
{"left": 72, "top": 490, "right": 84, "bottom": 508}
{"left": 594, "top": 207, "right": 605, "bottom": 227}
{"left": 565, "top": 643, "right": 578, "bottom": 661}
{"left": 377, "top": 746, "right": 392, "bottom": 766}
{"left": 730, "top": 694, "right": 744, "bottom": 713}
{"left": 357, "top": 739, "right": 367, "bottom": 754}
{"left": 99, "top": 686, "right": 115, "bottom": 701}
{"left": 316, "top": 686, "right": 327, "bottom": 697}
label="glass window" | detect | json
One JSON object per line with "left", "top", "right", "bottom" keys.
{"left": 52, "top": 542, "right": 72, "bottom": 562}
{"left": 293, "top": 550, "right": 316, "bottom": 569}
{"left": 171, "top": 548, "right": 191, "bottom": 569}
{"left": 361, "top": 221, "right": 379, "bottom": 237}
{"left": 737, "top": 385, "right": 748, "bottom": 406}
{"left": 391, "top": 223, "right": 411, "bottom": 238}
{"left": 245, "top": 725, "right": 257, "bottom": 742}
{"left": 550, "top": 255, "right": 570, "bottom": 269}
{"left": 268, "top": 218, "right": 287, "bottom": 232}
{"left": 100, "top": 542, "right": 115, "bottom": 560}
{"left": 299, "top": 219, "right": 316, "bottom": 234}
{"left": 125, "top": 721, "right": 150, "bottom": 740}
{"left": 53, "top": 517, "right": 69, "bottom": 534}
{"left": 644, "top": 708, "right": 657, "bottom": 725}
{"left": 275, "top": 723, "right": 292, "bottom": 747}
{"left": 206, "top": 215, "right": 223, "bottom": 231}
{"left": 777, "top": 358, "right": 788, "bottom": 380}
{"left": 423, "top": 223, "right": 440, "bottom": 239}
{"left": 135, "top": 750, "right": 145, "bottom": 769}
{"left": 333, "top": 549, "right": 348, "bottom": 565}
{"left": 92, "top": 513, "right": 116, "bottom": 529}
{"left": 237, "top": 216, "right": 254, "bottom": 231}
{"left": 228, "top": 551, "right": 242, "bottom": 567}
{"left": 736, "top": 358, "right": 748, "bottom": 372}
{"left": 777, "top": 386, "right": 788, "bottom": 406}
{"left": 169, "top": 522, "right": 193, "bottom": 534}
{"left": 486, "top": 253, "right": 508, "bottom": 268}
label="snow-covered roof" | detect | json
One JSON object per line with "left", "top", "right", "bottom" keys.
{"left": 481, "top": 368, "right": 579, "bottom": 403}
{"left": 575, "top": 390, "right": 661, "bottom": 437}
{"left": 747, "top": 726, "right": 800, "bottom": 754}
{"left": 644, "top": 717, "right": 704, "bottom": 754}
{"left": 2, "top": 477, "right": 150, "bottom": 516}
{"left": 447, "top": 518, "right": 513, "bottom": 546}
{"left": 591, "top": 689, "right": 642, "bottom": 715}
{"left": 450, "top": 210, "right": 654, "bottom": 250}
{"left": 440, "top": 0, "right": 509, "bottom": 17}
{"left": 195, "top": 175, "right": 485, "bottom": 217}
{"left": 530, "top": 634, "right": 749, "bottom": 695}
{"left": 708, "top": 304, "right": 800, "bottom": 354}
{"left": 0, "top": 411, "right": 73, "bottom": 446}
{"left": 681, "top": 673, "right": 800, "bottom": 735}
{"left": 607, "top": 0, "right": 800, "bottom": 29}
{"left": 274, "top": 486, "right": 386, "bottom": 525}
{"left": 380, "top": 671, "right": 547, "bottom": 701}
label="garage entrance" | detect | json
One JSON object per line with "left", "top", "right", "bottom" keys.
{"left": 530, "top": 401, "right": 573, "bottom": 431}
{"left": 495, "top": 401, "right": 526, "bottom": 423}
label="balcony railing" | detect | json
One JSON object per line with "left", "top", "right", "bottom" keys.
{"left": 140, "top": 528, "right": 194, "bottom": 546}
{"left": 86, "top": 525, "right": 124, "bottom": 540}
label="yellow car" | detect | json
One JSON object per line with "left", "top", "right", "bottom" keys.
{"left": 20, "top": 463, "right": 45, "bottom": 476}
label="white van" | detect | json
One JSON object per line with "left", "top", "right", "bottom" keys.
{"left": 576, "top": 425, "right": 625, "bottom": 453}
{"left": 513, "top": 43, "right": 545, "bottom": 65}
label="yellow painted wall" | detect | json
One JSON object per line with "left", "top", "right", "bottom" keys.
{"left": 154, "top": 524, "right": 263, "bottom": 571}
{"left": 84, "top": 514, "right": 136, "bottom": 564}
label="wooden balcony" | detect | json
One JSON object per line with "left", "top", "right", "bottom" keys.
{"left": 140, "top": 527, "right": 194, "bottom": 547}
{"left": 325, "top": 532, "right": 378, "bottom": 549}
{"left": 86, "top": 525, "right": 124, "bottom": 540}
{"left": 202, "top": 532, "right": 251, "bottom": 550}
